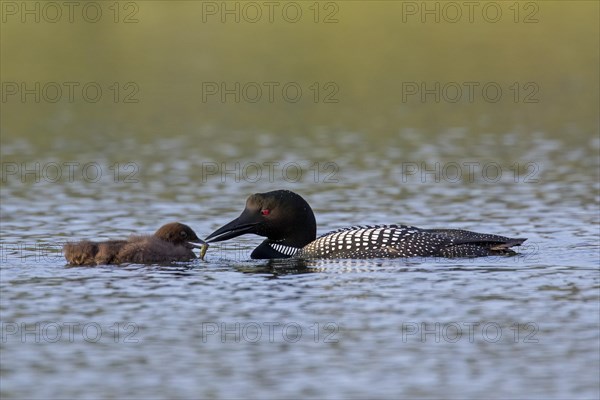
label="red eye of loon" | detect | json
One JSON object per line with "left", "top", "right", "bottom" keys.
{"left": 261, "top": 209, "right": 270, "bottom": 216}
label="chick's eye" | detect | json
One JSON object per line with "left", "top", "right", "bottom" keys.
{"left": 180, "top": 231, "right": 187, "bottom": 237}
{"left": 261, "top": 209, "right": 270, "bottom": 216}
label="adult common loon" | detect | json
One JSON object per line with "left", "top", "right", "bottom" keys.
{"left": 64, "top": 222, "right": 207, "bottom": 265}
{"left": 205, "top": 190, "right": 526, "bottom": 260}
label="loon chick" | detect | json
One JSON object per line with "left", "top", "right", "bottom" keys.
{"left": 64, "top": 222, "right": 207, "bottom": 265}
{"left": 205, "top": 190, "right": 526, "bottom": 260}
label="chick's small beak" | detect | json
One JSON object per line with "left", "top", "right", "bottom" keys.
{"left": 186, "top": 231, "right": 206, "bottom": 248}
{"left": 185, "top": 237, "right": 209, "bottom": 261}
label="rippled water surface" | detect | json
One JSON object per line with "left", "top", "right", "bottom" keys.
{"left": 2, "top": 2, "right": 599, "bottom": 399}
{"left": 1, "top": 132, "right": 599, "bottom": 399}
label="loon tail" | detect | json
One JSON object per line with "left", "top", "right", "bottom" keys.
{"left": 489, "top": 238, "right": 527, "bottom": 250}
{"left": 424, "top": 229, "right": 527, "bottom": 257}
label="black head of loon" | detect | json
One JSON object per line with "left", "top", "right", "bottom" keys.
{"left": 204, "top": 190, "right": 317, "bottom": 259}
{"left": 205, "top": 190, "right": 527, "bottom": 260}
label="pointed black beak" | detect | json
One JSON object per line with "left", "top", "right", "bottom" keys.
{"left": 205, "top": 210, "right": 261, "bottom": 243}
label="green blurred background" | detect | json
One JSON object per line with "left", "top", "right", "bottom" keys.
{"left": 1, "top": 1, "right": 598, "bottom": 148}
